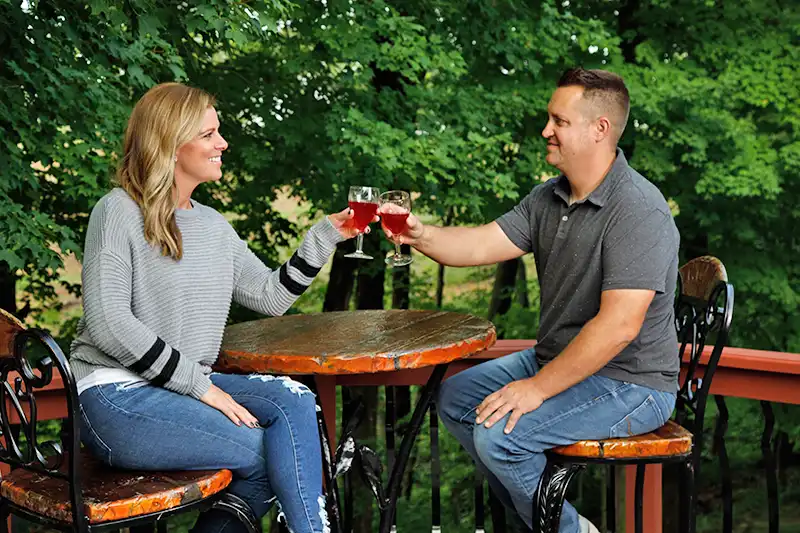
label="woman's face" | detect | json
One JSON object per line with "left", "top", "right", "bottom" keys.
{"left": 174, "top": 106, "right": 228, "bottom": 186}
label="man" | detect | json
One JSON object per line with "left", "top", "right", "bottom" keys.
{"left": 380, "top": 68, "right": 679, "bottom": 533}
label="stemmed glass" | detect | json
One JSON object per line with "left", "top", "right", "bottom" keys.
{"left": 344, "top": 186, "right": 381, "bottom": 260}
{"left": 380, "top": 190, "right": 413, "bottom": 267}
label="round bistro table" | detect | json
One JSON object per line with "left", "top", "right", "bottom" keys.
{"left": 218, "top": 309, "right": 496, "bottom": 533}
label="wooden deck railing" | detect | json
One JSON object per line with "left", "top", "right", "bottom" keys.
{"left": 7, "top": 340, "right": 800, "bottom": 532}
{"left": 316, "top": 340, "right": 800, "bottom": 533}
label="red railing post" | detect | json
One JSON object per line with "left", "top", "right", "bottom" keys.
{"left": 625, "top": 464, "right": 662, "bottom": 533}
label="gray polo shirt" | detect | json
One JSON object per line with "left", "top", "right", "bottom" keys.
{"left": 496, "top": 149, "right": 680, "bottom": 392}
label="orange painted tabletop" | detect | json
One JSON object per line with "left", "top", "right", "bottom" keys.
{"left": 217, "top": 310, "right": 497, "bottom": 375}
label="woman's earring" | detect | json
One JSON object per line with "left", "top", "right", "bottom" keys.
{"left": 173, "top": 155, "right": 178, "bottom": 162}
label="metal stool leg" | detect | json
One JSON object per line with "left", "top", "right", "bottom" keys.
{"left": 679, "top": 459, "right": 696, "bottom": 533}
{"left": 606, "top": 464, "right": 616, "bottom": 533}
{"left": 488, "top": 486, "right": 507, "bottom": 532}
{"left": 533, "top": 459, "right": 584, "bottom": 533}
{"left": 0, "top": 502, "right": 10, "bottom": 533}
{"left": 211, "top": 492, "right": 261, "bottom": 533}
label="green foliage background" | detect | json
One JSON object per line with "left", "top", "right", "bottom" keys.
{"left": 2, "top": 0, "right": 799, "bottom": 531}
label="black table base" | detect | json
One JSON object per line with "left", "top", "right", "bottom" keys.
{"left": 311, "top": 363, "right": 450, "bottom": 533}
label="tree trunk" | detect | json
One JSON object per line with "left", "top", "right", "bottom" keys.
{"left": 681, "top": 232, "right": 708, "bottom": 265}
{"left": 0, "top": 262, "right": 17, "bottom": 317}
{"left": 355, "top": 244, "right": 385, "bottom": 310}
{"left": 436, "top": 263, "right": 446, "bottom": 309}
{"left": 516, "top": 259, "right": 530, "bottom": 308}
{"left": 617, "top": 0, "right": 644, "bottom": 64}
{"left": 434, "top": 212, "right": 452, "bottom": 310}
{"left": 488, "top": 259, "right": 521, "bottom": 338}
{"left": 323, "top": 239, "right": 357, "bottom": 312}
{"left": 391, "top": 244, "right": 411, "bottom": 311}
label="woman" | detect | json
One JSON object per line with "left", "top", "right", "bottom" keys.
{"left": 70, "top": 83, "right": 368, "bottom": 533}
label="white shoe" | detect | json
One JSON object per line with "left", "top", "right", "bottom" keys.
{"left": 578, "top": 514, "right": 601, "bottom": 533}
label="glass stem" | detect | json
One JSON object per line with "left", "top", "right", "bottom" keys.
{"left": 356, "top": 233, "right": 365, "bottom": 253}
{"left": 394, "top": 242, "right": 402, "bottom": 258}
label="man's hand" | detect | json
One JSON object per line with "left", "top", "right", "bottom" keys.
{"left": 378, "top": 207, "right": 425, "bottom": 246}
{"left": 475, "top": 378, "right": 547, "bottom": 434}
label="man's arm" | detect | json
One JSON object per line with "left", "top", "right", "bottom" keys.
{"left": 476, "top": 288, "right": 655, "bottom": 433}
{"left": 384, "top": 214, "right": 525, "bottom": 267}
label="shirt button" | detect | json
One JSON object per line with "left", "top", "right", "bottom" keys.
{"left": 562, "top": 215, "right": 568, "bottom": 221}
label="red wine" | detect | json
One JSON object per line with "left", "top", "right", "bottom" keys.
{"left": 349, "top": 201, "right": 378, "bottom": 231}
{"left": 382, "top": 212, "right": 409, "bottom": 234}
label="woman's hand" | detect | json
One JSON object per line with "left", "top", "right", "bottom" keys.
{"left": 200, "top": 384, "right": 260, "bottom": 428}
{"left": 328, "top": 207, "right": 380, "bottom": 239}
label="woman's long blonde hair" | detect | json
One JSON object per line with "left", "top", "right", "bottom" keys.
{"left": 117, "top": 83, "right": 216, "bottom": 260}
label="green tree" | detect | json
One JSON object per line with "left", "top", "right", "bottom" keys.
{"left": 2, "top": 1, "right": 799, "bottom": 530}
{"left": 0, "top": 0, "right": 288, "bottom": 321}
{"left": 570, "top": 0, "right": 800, "bottom": 352}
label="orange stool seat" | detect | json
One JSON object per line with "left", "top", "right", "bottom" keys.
{"left": 0, "top": 452, "right": 232, "bottom": 524}
{"left": 552, "top": 420, "right": 692, "bottom": 460}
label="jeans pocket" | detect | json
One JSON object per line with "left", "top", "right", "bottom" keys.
{"left": 609, "top": 395, "right": 666, "bottom": 439}
{"left": 79, "top": 403, "right": 113, "bottom": 466}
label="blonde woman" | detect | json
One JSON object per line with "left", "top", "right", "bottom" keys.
{"left": 71, "top": 83, "right": 369, "bottom": 533}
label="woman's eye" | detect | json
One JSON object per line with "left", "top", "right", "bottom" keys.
{"left": 203, "top": 132, "right": 213, "bottom": 139}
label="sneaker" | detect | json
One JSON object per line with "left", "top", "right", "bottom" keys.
{"left": 578, "top": 514, "right": 601, "bottom": 533}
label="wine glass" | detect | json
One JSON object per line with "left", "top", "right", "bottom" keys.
{"left": 380, "top": 190, "right": 413, "bottom": 267}
{"left": 344, "top": 186, "right": 381, "bottom": 260}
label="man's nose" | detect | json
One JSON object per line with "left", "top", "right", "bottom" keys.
{"left": 542, "top": 120, "right": 553, "bottom": 138}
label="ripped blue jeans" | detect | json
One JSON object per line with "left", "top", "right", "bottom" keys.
{"left": 78, "top": 373, "right": 328, "bottom": 533}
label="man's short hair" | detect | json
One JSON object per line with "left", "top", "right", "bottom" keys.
{"left": 558, "top": 67, "right": 630, "bottom": 142}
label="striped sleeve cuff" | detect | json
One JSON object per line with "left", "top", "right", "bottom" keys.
{"left": 275, "top": 217, "right": 343, "bottom": 297}
{"left": 127, "top": 336, "right": 211, "bottom": 398}
{"left": 299, "top": 217, "right": 344, "bottom": 266}
{"left": 189, "top": 372, "right": 213, "bottom": 400}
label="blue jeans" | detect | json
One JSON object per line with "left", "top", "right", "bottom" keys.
{"left": 437, "top": 349, "right": 675, "bottom": 532}
{"left": 78, "top": 373, "right": 328, "bottom": 533}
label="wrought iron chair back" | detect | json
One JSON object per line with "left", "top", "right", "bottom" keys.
{"left": 674, "top": 256, "right": 735, "bottom": 468}
{"left": 0, "top": 308, "right": 88, "bottom": 529}
{"left": 0, "top": 309, "right": 259, "bottom": 533}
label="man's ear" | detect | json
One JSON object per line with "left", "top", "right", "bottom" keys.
{"left": 594, "top": 116, "right": 612, "bottom": 143}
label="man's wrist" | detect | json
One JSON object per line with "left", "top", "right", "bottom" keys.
{"left": 416, "top": 223, "right": 431, "bottom": 249}
{"left": 527, "top": 376, "right": 551, "bottom": 402}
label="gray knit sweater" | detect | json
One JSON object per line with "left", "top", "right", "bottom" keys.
{"left": 69, "top": 188, "right": 344, "bottom": 399}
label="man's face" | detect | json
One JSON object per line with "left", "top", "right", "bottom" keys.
{"left": 541, "top": 86, "right": 596, "bottom": 173}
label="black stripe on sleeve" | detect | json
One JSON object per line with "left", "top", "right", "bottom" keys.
{"left": 279, "top": 263, "right": 308, "bottom": 296}
{"left": 128, "top": 337, "right": 166, "bottom": 374}
{"left": 289, "top": 252, "right": 322, "bottom": 278}
{"left": 150, "top": 348, "right": 180, "bottom": 387}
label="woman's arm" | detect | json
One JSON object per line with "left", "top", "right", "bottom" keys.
{"left": 232, "top": 215, "right": 347, "bottom": 316}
